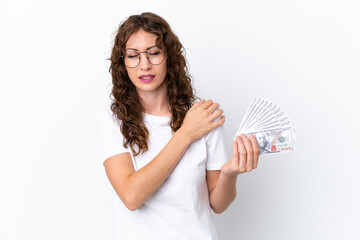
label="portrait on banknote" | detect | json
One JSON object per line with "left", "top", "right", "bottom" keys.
{"left": 255, "top": 132, "right": 270, "bottom": 154}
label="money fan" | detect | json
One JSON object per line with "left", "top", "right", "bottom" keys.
{"left": 234, "top": 97, "right": 296, "bottom": 155}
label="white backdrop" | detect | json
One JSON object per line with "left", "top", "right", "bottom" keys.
{"left": 1, "top": 0, "right": 359, "bottom": 239}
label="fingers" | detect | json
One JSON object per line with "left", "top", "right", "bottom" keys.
{"left": 209, "top": 108, "right": 224, "bottom": 122}
{"left": 236, "top": 136, "right": 247, "bottom": 172}
{"left": 202, "top": 99, "right": 223, "bottom": 122}
{"left": 235, "top": 134, "right": 260, "bottom": 174}
{"left": 210, "top": 115, "right": 225, "bottom": 129}
{"left": 241, "top": 134, "right": 254, "bottom": 172}
{"left": 249, "top": 134, "right": 260, "bottom": 168}
{"left": 189, "top": 99, "right": 205, "bottom": 111}
{"left": 194, "top": 99, "right": 220, "bottom": 115}
{"left": 206, "top": 101, "right": 219, "bottom": 113}
{"left": 199, "top": 99, "right": 221, "bottom": 112}
{"left": 232, "top": 139, "right": 239, "bottom": 160}
{"left": 200, "top": 99, "right": 214, "bottom": 110}
{"left": 196, "top": 99, "right": 224, "bottom": 124}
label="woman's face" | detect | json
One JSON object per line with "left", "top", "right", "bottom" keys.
{"left": 124, "top": 29, "right": 167, "bottom": 96}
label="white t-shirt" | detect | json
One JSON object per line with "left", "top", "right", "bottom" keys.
{"left": 96, "top": 103, "right": 229, "bottom": 240}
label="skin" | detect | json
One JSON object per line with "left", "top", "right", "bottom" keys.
{"left": 104, "top": 29, "right": 260, "bottom": 214}
{"left": 125, "top": 29, "right": 169, "bottom": 116}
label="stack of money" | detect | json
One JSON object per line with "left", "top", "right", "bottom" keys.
{"left": 234, "top": 97, "right": 296, "bottom": 155}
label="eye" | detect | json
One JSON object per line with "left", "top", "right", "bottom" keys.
{"left": 148, "top": 51, "right": 160, "bottom": 56}
{"left": 126, "top": 52, "right": 139, "bottom": 58}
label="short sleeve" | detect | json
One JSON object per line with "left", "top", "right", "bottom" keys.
{"left": 204, "top": 124, "right": 229, "bottom": 170}
{"left": 96, "top": 104, "right": 130, "bottom": 165}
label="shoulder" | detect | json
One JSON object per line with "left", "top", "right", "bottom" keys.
{"left": 204, "top": 122, "right": 225, "bottom": 142}
{"left": 97, "top": 102, "right": 122, "bottom": 127}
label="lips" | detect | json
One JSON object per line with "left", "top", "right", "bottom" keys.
{"left": 139, "top": 74, "right": 155, "bottom": 83}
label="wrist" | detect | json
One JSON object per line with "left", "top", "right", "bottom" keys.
{"left": 220, "top": 170, "right": 238, "bottom": 181}
{"left": 174, "top": 128, "right": 193, "bottom": 146}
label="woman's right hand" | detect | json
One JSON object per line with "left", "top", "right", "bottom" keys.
{"left": 179, "top": 99, "right": 225, "bottom": 143}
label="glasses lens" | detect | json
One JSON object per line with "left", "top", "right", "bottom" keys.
{"left": 147, "top": 48, "right": 164, "bottom": 65}
{"left": 123, "top": 48, "right": 165, "bottom": 68}
{"left": 124, "top": 51, "right": 139, "bottom": 68}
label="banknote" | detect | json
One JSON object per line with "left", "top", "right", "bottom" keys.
{"left": 244, "top": 128, "right": 295, "bottom": 155}
{"left": 235, "top": 97, "right": 296, "bottom": 155}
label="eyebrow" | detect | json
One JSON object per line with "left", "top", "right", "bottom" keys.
{"left": 126, "top": 45, "right": 158, "bottom": 51}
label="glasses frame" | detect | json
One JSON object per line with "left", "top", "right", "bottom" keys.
{"left": 121, "top": 47, "right": 166, "bottom": 68}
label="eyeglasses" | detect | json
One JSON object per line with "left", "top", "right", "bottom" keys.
{"left": 121, "top": 47, "right": 165, "bottom": 68}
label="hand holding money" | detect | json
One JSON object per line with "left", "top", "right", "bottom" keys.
{"left": 221, "top": 133, "right": 260, "bottom": 176}
{"left": 234, "top": 97, "right": 296, "bottom": 155}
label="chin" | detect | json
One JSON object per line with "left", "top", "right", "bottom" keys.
{"left": 136, "top": 83, "right": 163, "bottom": 93}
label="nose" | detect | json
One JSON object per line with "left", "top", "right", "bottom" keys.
{"left": 139, "top": 52, "right": 151, "bottom": 70}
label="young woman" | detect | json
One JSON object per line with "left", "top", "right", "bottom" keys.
{"left": 97, "top": 12, "right": 260, "bottom": 240}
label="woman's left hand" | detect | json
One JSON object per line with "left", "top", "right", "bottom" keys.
{"left": 221, "top": 134, "right": 260, "bottom": 177}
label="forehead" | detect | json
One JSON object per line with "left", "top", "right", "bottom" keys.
{"left": 126, "top": 29, "right": 158, "bottom": 50}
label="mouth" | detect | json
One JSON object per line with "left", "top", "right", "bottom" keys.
{"left": 139, "top": 74, "right": 155, "bottom": 83}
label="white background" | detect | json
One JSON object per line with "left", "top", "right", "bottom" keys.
{"left": 1, "top": 0, "right": 359, "bottom": 239}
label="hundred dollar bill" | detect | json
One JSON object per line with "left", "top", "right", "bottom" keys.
{"left": 243, "top": 128, "right": 295, "bottom": 155}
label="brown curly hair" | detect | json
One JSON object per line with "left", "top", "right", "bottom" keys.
{"left": 107, "top": 12, "right": 196, "bottom": 156}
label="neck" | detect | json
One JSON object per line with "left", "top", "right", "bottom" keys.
{"left": 137, "top": 84, "right": 170, "bottom": 116}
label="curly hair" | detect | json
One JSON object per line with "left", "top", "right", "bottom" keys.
{"left": 107, "top": 12, "right": 196, "bottom": 156}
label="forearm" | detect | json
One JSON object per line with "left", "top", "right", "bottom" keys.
{"left": 209, "top": 172, "right": 237, "bottom": 214}
{"left": 128, "top": 129, "right": 192, "bottom": 210}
